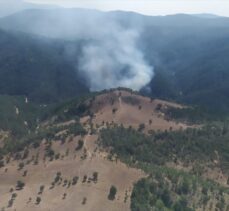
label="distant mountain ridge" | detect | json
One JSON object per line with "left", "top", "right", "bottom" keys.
{"left": 0, "top": 0, "right": 58, "bottom": 17}
{"left": 1, "top": 8, "right": 229, "bottom": 114}
{"left": 0, "top": 8, "right": 227, "bottom": 43}
{"left": 191, "top": 13, "right": 222, "bottom": 19}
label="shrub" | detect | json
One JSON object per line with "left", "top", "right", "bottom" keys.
{"left": 82, "top": 175, "right": 87, "bottom": 183}
{"left": 92, "top": 172, "right": 98, "bottom": 183}
{"left": 38, "top": 185, "right": 45, "bottom": 195}
{"left": 0, "top": 160, "right": 4, "bottom": 168}
{"left": 108, "top": 185, "right": 117, "bottom": 200}
{"left": 62, "top": 193, "right": 67, "bottom": 200}
{"left": 75, "top": 140, "right": 84, "bottom": 151}
{"left": 11, "top": 193, "right": 17, "bottom": 199}
{"left": 36, "top": 197, "right": 41, "bottom": 205}
{"left": 138, "top": 123, "right": 145, "bottom": 132}
{"left": 112, "top": 108, "right": 118, "bottom": 114}
{"left": 23, "top": 170, "right": 27, "bottom": 177}
{"left": 54, "top": 172, "right": 61, "bottom": 184}
{"left": 16, "top": 180, "right": 25, "bottom": 190}
{"left": 82, "top": 197, "right": 87, "bottom": 205}
{"left": 72, "top": 176, "right": 79, "bottom": 185}
{"left": 8, "top": 199, "right": 14, "bottom": 208}
{"left": 18, "top": 162, "right": 24, "bottom": 170}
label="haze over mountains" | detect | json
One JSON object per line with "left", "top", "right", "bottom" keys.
{"left": 1, "top": 8, "right": 229, "bottom": 113}
{"left": 0, "top": 6, "right": 229, "bottom": 211}
{"left": 0, "top": 0, "right": 57, "bottom": 17}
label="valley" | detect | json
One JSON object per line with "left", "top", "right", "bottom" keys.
{"left": 0, "top": 6, "right": 229, "bottom": 211}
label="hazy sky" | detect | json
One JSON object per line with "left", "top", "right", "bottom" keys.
{"left": 26, "top": 0, "right": 229, "bottom": 16}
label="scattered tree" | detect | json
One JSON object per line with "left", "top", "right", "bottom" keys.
{"left": 92, "top": 172, "right": 98, "bottom": 183}
{"left": 62, "top": 193, "right": 67, "bottom": 200}
{"left": 138, "top": 123, "right": 145, "bottom": 132}
{"left": 8, "top": 199, "right": 14, "bottom": 208}
{"left": 0, "top": 160, "right": 4, "bottom": 168}
{"left": 11, "top": 193, "right": 17, "bottom": 199}
{"left": 36, "top": 197, "right": 41, "bottom": 205}
{"left": 16, "top": 180, "right": 25, "bottom": 190}
{"left": 75, "top": 140, "right": 84, "bottom": 151}
{"left": 72, "top": 176, "right": 79, "bottom": 185}
{"left": 82, "top": 175, "right": 87, "bottom": 183}
{"left": 18, "top": 162, "right": 24, "bottom": 170}
{"left": 38, "top": 185, "right": 45, "bottom": 195}
{"left": 23, "top": 170, "right": 28, "bottom": 177}
{"left": 108, "top": 185, "right": 117, "bottom": 200}
{"left": 112, "top": 108, "right": 118, "bottom": 114}
{"left": 82, "top": 197, "right": 87, "bottom": 205}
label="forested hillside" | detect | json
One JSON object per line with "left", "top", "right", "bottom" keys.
{"left": 0, "top": 6, "right": 229, "bottom": 211}
{"left": 0, "top": 29, "right": 88, "bottom": 103}
{"left": 100, "top": 124, "right": 229, "bottom": 210}
{"left": 1, "top": 9, "right": 229, "bottom": 114}
{"left": 0, "top": 89, "right": 228, "bottom": 211}
{"left": 145, "top": 31, "right": 229, "bottom": 113}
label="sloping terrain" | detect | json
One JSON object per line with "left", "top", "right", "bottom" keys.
{"left": 0, "top": 89, "right": 228, "bottom": 211}
{"left": 81, "top": 89, "right": 190, "bottom": 133}
{"left": 0, "top": 8, "right": 229, "bottom": 211}
{"left": 0, "top": 29, "right": 88, "bottom": 103}
{"left": 0, "top": 134, "right": 144, "bottom": 211}
{"left": 2, "top": 9, "right": 229, "bottom": 113}
{"left": 0, "top": 89, "right": 196, "bottom": 211}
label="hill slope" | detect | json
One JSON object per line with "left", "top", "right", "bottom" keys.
{"left": 0, "top": 29, "right": 88, "bottom": 103}
{"left": 2, "top": 9, "right": 229, "bottom": 113}
{"left": 0, "top": 89, "right": 228, "bottom": 211}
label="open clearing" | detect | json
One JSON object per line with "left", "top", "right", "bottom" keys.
{"left": 0, "top": 90, "right": 199, "bottom": 211}
{"left": 0, "top": 134, "right": 144, "bottom": 211}
{"left": 81, "top": 90, "right": 191, "bottom": 133}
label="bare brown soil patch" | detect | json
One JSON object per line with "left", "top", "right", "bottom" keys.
{"left": 0, "top": 90, "right": 202, "bottom": 211}
{"left": 81, "top": 90, "right": 192, "bottom": 133}
{"left": 0, "top": 134, "right": 144, "bottom": 211}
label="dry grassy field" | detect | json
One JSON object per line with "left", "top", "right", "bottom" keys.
{"left": 0, "top": 90, "right": 198, "bottom": 211}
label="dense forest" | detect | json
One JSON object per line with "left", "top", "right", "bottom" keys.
{"left": 1, "top": 10, "right": 229, "bottom": 114}
{"left": 0, "top": 29, "right": 88, "bottom": 103}
{"left": 99, "top": 124, "right": 229, "bottom": 210}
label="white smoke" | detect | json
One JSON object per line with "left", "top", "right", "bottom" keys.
{"left": 78, "top": 20, "right": 154, "bottom": 91}
{"left": 0, "top": 8, "right": 154, "bottom": 91}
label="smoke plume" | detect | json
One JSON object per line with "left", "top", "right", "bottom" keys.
{"left": 0, "top": 8, "right": 154, "bottom": 91}
{"left": 79, "top": 20, "right": 154, "bottom": 91}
